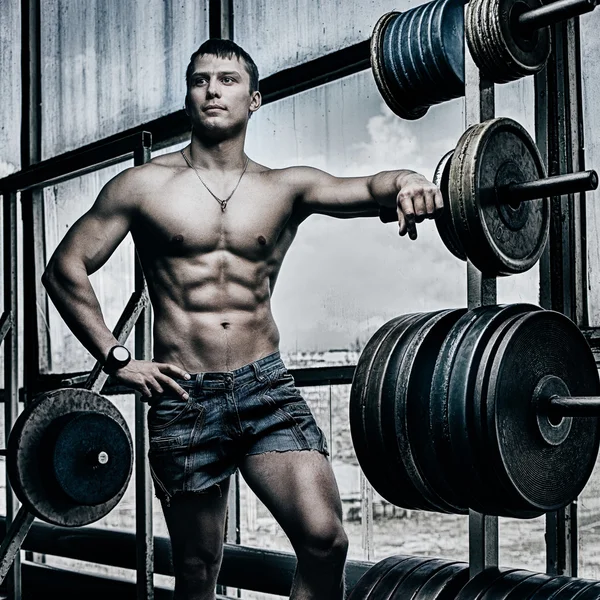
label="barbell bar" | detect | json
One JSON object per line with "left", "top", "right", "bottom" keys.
{"left": 516, "top": 0, "right": 598, "bottom": 36}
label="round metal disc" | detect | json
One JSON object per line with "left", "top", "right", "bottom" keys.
{"left": 371, "top": 12, "right": 429, "bottom": 120}
{"left": 389, "top": 558, "right": 455, "bottom": 600}
{"left": 455, "top": 568, "right": 516, "bottom": 600}
{"left": 53, "top": 412, "right": 133, "bottom": 506}
{"left": 386, "top": 308, "right": 468, "bottom": 513}
{"left": 478, "top": 570, "right": 540, "bottom": 600}
{"left": 447, "top": 303, "right": 542, "bottom": 517}
{"left": 348, "top": 555, "right": 413, "bottom": 600}
{"left": 528, "top": 576, "right": 579, "bottom": 600}
{"left": 503, "top": 572, "right": 554, "bottom": 599}
{"left": 350, "top": 314, "right": 420, "bottom": 505}
{"left": 466, "top": 0, "right": 550, "bottom": 83}
{"left": 7, "top": 388, "right": 133, "bottom": 527}
{"left": 366, "top": 312, "right": 434, "bottom": 506}
{"left": 551, "top": 578, "right": 598, "bottom": 599}
{"left": 369, "top": 557, "right": 432, "bottom": 600}
{"left": 570, "top": 581, "right": 600, "bottom": 600}
{"left": 434, "top": 150, "right": 467, "bottom": 261}
{"left": 414, "top": 562, "right": 469, "bottom": 600}
{"left": 485, "top": 310, "right": 600, "bottom": 512}
{"left": 448, "top": 117, "right": 549, "bottom": 276}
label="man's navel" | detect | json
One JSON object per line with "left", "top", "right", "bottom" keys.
{"left": 258, "top": 236, "right": 267, "bottom": 246}
{"left": 171, "top": 234, "right": 184, "bottom": 244}
{"left": 221, "top": 322, "right": 230, "bottom": 330}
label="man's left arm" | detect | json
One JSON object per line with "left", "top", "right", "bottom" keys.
{"left": 291, "top": 166, "right": 443, "bottom": 240}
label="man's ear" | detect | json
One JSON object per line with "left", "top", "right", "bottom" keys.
{"left": 249, "top": 90, "right": 262, "bottom": 116}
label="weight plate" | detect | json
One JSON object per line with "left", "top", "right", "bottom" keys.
{"left": 369, "top": 556, "right": 433, "bottom": 600}
{"left": 551, "top": 578, "right": 598, "bottom": 599}
{"left": 485, "top": 310, "right": 600, "bottom": 512}
{"left": 528, "top": 576, "right": 580, "bottom": 600}
{"left": 503, "top": 572, "right": 554, "bottom": 599}
{"left": 53, "top": 412, "right": 132, "bottom": 505}
{"left": 447, "top": 303, "right": 542, "bottom": 517}
{"left": 414, "top": 562, "right": 470, "bottom": 600}
{"left": 389, "top": 558, "right": 455, "bottom": 600}
{"left": 466, "top": 0, "right": 551, "bottom": 84}
{"left": 478, "top": 570, "right": 540, "bottom": 600}
{"left": 434, "top": 150, "right": 467, "bottom": 261}
{"left": 371, "top": 12, "right": 429, "bottom": 120}
{"left": 7, "top": 388, "right": 133, "bottom": 527}
{"left": 348, "top": 555, "right": 414, "bottom": 600}
{"left": 386, "top": 308, "right": 468, "bottom": 513}
{"left": 570, "top": 581, "right": 600, "bottom": 599}
{"left": 350, "top": 314, "right": 421, "bottom": 505}
{"left": 365, "top": 312, "right": 433, "bottom": 506}
{"left": 455, "top": 568, "right": 516, "bottom": 600}
{"left": 448, "top": 117, "right": 549, "bottom": 276}
{"left": 407, "top": 3, "right": 439, "bottom": 106}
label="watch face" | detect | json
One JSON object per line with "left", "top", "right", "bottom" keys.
{"left": 113, "top": 346, "right": 130, "bottom": 363}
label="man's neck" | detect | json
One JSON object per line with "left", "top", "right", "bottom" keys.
{"left": 188, "top": 132, "right": 247, "bottom": 172}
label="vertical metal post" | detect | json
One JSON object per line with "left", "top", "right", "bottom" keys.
{"left": 541, "top": 17, "right": 584, "bottom": 578}
{"left": 134, "top": 132, "right": 154, "bottom": 600}
{"left": 209, "top": 0, "right": 233, "bottom": 40}
{"left": 3, "top": 192, "right": 21, "bottom": 600}
{"left": 464, "top": 7, "right": 499, "bottom": 577}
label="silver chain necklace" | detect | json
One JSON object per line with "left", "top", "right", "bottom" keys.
{"left": 181, "top": 148, "right": 250, "bottom": 212}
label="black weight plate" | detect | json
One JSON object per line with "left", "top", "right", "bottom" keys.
{"left": 571, "top": 581, "right": 600, "bottom": 600}
{"left": 529, "top": 576, "right": 579, "bottom": 600}
{"left": 414, "top": 561, "right": 470, "bottom": 600}
{"left": 387, "top": 308, "right": 468, "bottom": 513}
{"left": 368, "top": 312, "right": 436, "bottom": 507}
{"left": 417, "top": 1, "right": 446, "bottom": 101}
{"left": 485, "top": 310, "right": 600, "bottom": 513}
{"left": 351, "top": 314, "right": 421, "bottom": 505}
{"left": 369, "top": 556, "right": 432, "bottom": 600}
{"left": 350, "top": 314, "right": 417, "bottom": 496}
{"left": 478, "top": 570, "right": 540, "bottom": 600}
{"left": 389, "top": 558, "right": 455, "bottom": 600}
{"left": 434, "top": 150, "right": 467, "bottom": 261}
{"left": 503, "top": 572, "right": 554, "bottom": 600}
{"left": 7, "top": 388, "right": 133, "bottom": 527}
{"left": 430, "top": 308, "right": 484, "bottom": 508}
{"left": 448, "top": 117, "right": 549, "bottom": 276}
{"left": 447, "top": 303, "right": 542, "bottom": 517}
{"left": 551, "top": 578, "right": 598, "bottom": 600}
{"left": 455, "top": 568, "right": 517, "bottom": 600}
{"left": 53, "top": 412, "right": 132, "bottom": 505}
{"left": 348, "top": 555, "right": 414, "bottom": 600}
{"left": 430, "top": 0, "right": 465, "bottom": 97}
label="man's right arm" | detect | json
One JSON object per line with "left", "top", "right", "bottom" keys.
{"left": 42, "top": 167, "right": 190, "bottom": 399}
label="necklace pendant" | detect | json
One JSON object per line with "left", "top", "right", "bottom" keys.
{"left": 220, "top": 201, "right": 227, "bottom": 212}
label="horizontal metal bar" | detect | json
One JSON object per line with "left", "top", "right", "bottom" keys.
{"left": 502, "top": 170, "right": 598, "bottom": 203}
{"left": 550, "top": 395, "right": 600, "bottom": 416}
{"left": 0, "top": 132, "right": 152, "bottom": 194}
{"left": 0, "top": 518, "right": 372, "bottom": 596}
{"left": 518, "top": 0, "right": 597, "bottom": 34}
{"left": 0, "top": 312, "right": 12, "bottom": 346}
{"left": 0, "top": 42, "right": 371, "bottom": 194}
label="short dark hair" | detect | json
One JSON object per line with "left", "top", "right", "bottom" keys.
{"left": 185, "top": 39, "right": 259, "bottom": 94}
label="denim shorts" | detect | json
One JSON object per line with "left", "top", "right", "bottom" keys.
{"left": 147, "top": 352, "right": 329, "bottom": 503}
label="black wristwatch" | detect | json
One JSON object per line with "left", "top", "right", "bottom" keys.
{"left": 102, "top": 345, "right": 132, "bottom": 374}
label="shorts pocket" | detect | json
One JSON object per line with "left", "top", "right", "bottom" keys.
{"left": 149, "top": 435, "right": 187, "bottom": 450}
{"left": 148, "top": 397, "right": 194, "bottom": 432}
{"left": 281, "top": 399, "right": 313, "bottom": 418}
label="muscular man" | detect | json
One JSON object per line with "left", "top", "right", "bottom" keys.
{"left": 42, "top": 39, "right": 442, "bottom": 600}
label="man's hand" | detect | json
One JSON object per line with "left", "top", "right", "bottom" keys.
{"left": 111, "top": 360, "right": 192, "bottom": 401}
{"left": 395, "top": 173, "right": 444, "bottom": 240}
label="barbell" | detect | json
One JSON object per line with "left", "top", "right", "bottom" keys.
{"left": 6, "top": 388, "right": 133, "bottom": 527}
{"left": 371, "top": 0, "right": 598, "bottom": 120}
{"left": 379, "top": 116, "right": 598, "bottom": 276}
{"left": 349, "top": 304, "right": 600, "bottom": 518}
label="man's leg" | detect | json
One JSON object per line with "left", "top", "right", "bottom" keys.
{"left": 240, "top": 451, "right": 348, "bottom": 600}
{"left": 160, "top": 478, "right": 231, "bottom": 600}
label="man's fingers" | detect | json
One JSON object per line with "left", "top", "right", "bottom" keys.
{"left": 156, "top": 362, "right": 191, "bottom": 381}
{"left": 424, "top": 189, "right": 436, "bottom": 216}
{"left": 156, "top": 373, "right": 190, "bottom": 400}
{"left": 434, "top": 187, "right": 444, "bottom": 212}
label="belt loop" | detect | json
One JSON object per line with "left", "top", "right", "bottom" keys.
{"left": 251, "top": 359, "right": 264, "bottom": 382}
{"left": 194, "top": 372, "right": 204, "bottom": 394}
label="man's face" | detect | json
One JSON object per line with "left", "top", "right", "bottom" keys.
{"left": 186, "top": 54, "right": 261, "bottom": 140}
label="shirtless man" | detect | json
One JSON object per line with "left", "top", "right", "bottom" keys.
{"left": 42, "top": 39, "right": 442, "bottom": 600}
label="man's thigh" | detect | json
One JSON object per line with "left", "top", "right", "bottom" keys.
{"left": 239, "top": 450, "right": 344, "bottom": 544}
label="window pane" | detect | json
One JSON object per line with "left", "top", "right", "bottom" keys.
{"left": 43, "top": 164, "right": 135, "bottom": 373}
{"left": 41, "top": 0, "right": 208, "bottom": 158}
{"left": 0, "top": 0, "right": 21, "bottom": 175}
{"left": 234, "top": 0, "right": 428, "bottom": 78}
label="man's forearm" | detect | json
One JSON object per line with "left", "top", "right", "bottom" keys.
{"left": 42, "top": 265, "right": 119, "bottom": 365}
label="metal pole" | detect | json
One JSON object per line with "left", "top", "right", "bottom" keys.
{"left": 133, "top": 133, "right": 154, "bottom": 600}
{"left": 502, "top": 170, "right": 598, "bottom": 203}
{"left": 518, "top": 0, "right": 596, "bottom": 35}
